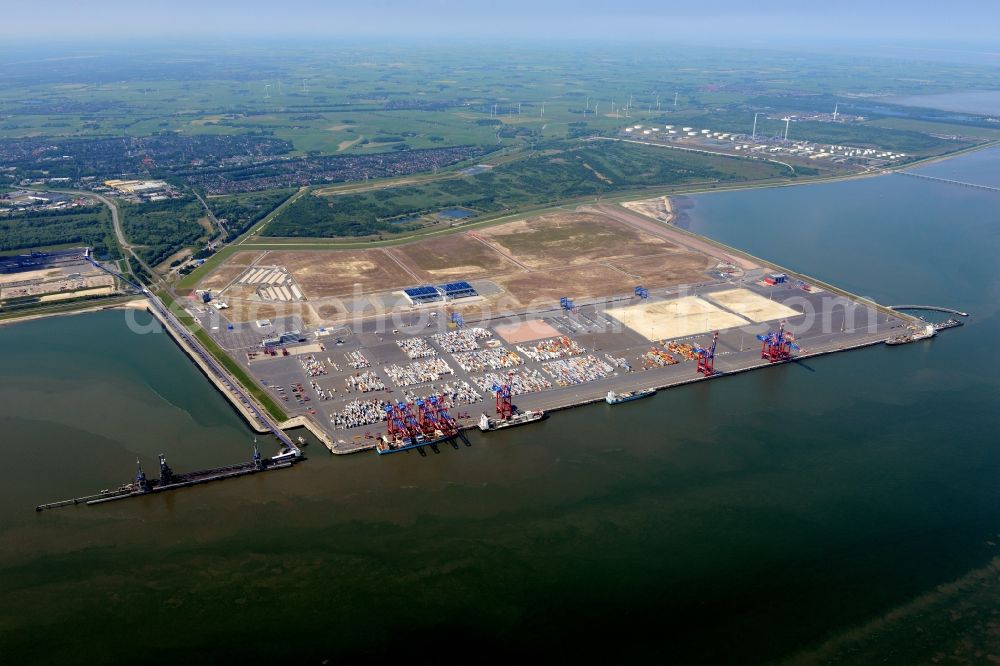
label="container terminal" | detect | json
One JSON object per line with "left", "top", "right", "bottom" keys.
{"left": 171, "top": 199, "right": 972, "bottom": 458}
{"left": 30, "top": 204, "right": 969, "bottom": 508}
{"left": 186, "top": 263, "right": 967, "bottom": 456}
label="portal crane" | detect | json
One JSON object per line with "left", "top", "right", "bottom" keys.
{"left": 694, "top": 331, "right": 719, "bottom": 376}
{"left": 415, "top": 395, "right": 459, "bottom": 438}
{"left": 757, "top": 321, "right": 799, "bottom": 362}
{"left": 429, "top": 395, "right": 458, "bottom": 435}
{"left": 491, "top": 373, "right": 514, "bottom": 420}
{"left": 385, "top": 401, "right": 421, "bottom": 443}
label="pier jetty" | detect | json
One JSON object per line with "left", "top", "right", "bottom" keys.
{"left": 36, "top": 447, "right": 295, "bottom": 512}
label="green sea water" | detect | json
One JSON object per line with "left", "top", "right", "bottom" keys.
{"left": 2, "top": 149, "right": 1000, "bottom": 664}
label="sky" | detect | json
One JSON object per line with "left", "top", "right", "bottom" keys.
{"left": 9, "top": 0, "right": 1000, "bottom": 45}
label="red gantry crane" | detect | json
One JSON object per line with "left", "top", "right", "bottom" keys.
{"left": 492, "top": 373, "right": 514, "bottom": 421}
{"left": 757, "top": 321, "right": 799, "bottom": 363}
{"left": 694, "top": 331, "right": 719, "bottom": 376}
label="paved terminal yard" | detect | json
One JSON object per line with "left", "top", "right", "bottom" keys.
{"left": 190, "top": 276, "right": 908, "bottom": 455}
{"left": 185, "top": 204, "right": 916, "bottom": 455}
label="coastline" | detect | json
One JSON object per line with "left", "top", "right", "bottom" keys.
{"left": 3, "top": 142, "right": 982, "bottom": 453}
{"left": 1, "top": 202, "right": 919, "bottom": 458}
{"left": 143, "top": 301, "right": 275, "bottom": 435}
{"left": 0, "top": 295, "right": 146, "bottom": 328}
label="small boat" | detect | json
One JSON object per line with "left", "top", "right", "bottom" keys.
{"left": 606, "top": 388, "right": 656, "bottom": 405}
{"left": 478, "top": 410, "right": 545, "bottom": 431}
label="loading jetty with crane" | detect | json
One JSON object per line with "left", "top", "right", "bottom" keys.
{"left": 33, "top": 252, "right": 305, "bottom": 512}
{"left": 36, "top": 444, "right": 298, "bottom": 512}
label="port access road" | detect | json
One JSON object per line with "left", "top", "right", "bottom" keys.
{"left": 147, "top": 292, "right": 300, "bottom": 456}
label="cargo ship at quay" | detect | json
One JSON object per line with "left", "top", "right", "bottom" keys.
{"left": 375, "top": 396, "right": 466, "bottom": 455}
{"left": 478, "top": 409, "right": 545, "bottom": 431}
{"left": 606, "top": 388, "right": 656, "bottom": 405}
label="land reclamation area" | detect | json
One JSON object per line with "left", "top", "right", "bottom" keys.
{"left": 187, "top": 201, "right": 909, "bottom": 451}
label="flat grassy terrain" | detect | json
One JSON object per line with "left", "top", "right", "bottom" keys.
{"left": 262, "top": 140, "right": 791, "bottom": 238}
{"left": 864, "top": 117, "right": 1000, "bottom": 139}
{"left": 7, "top": 43, "right": 997, "bottom": 297}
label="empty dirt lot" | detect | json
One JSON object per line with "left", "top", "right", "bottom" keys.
{"left": 266, "top": 249, "right": 417, "bottom": 298}
{"left": 197, "top": 251, "right": 265, "bottom": 291}
{"left": 605, "top": 252, "right": 715, "bottom": 284}
{"left": 477, "top": 211, "right": 680, "bottom": 269}
{"left": 200, "top": 206, "right": 726, "bottom": 318}
{"left": 387, "top": 233, "right": 524, "bottom": 281}
{"left": 705, "top": 288, "right": 801, "bottom": 323}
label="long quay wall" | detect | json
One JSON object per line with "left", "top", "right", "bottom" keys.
{"left": 329, "top": 327, "right": 898, "bottom": 455}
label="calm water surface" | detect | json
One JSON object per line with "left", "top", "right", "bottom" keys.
{"left": 887, "top": 90, "right": 1000, "bottom": 115}
{"left": 3, "top": 148, "right": 1000, "bottom": 663}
